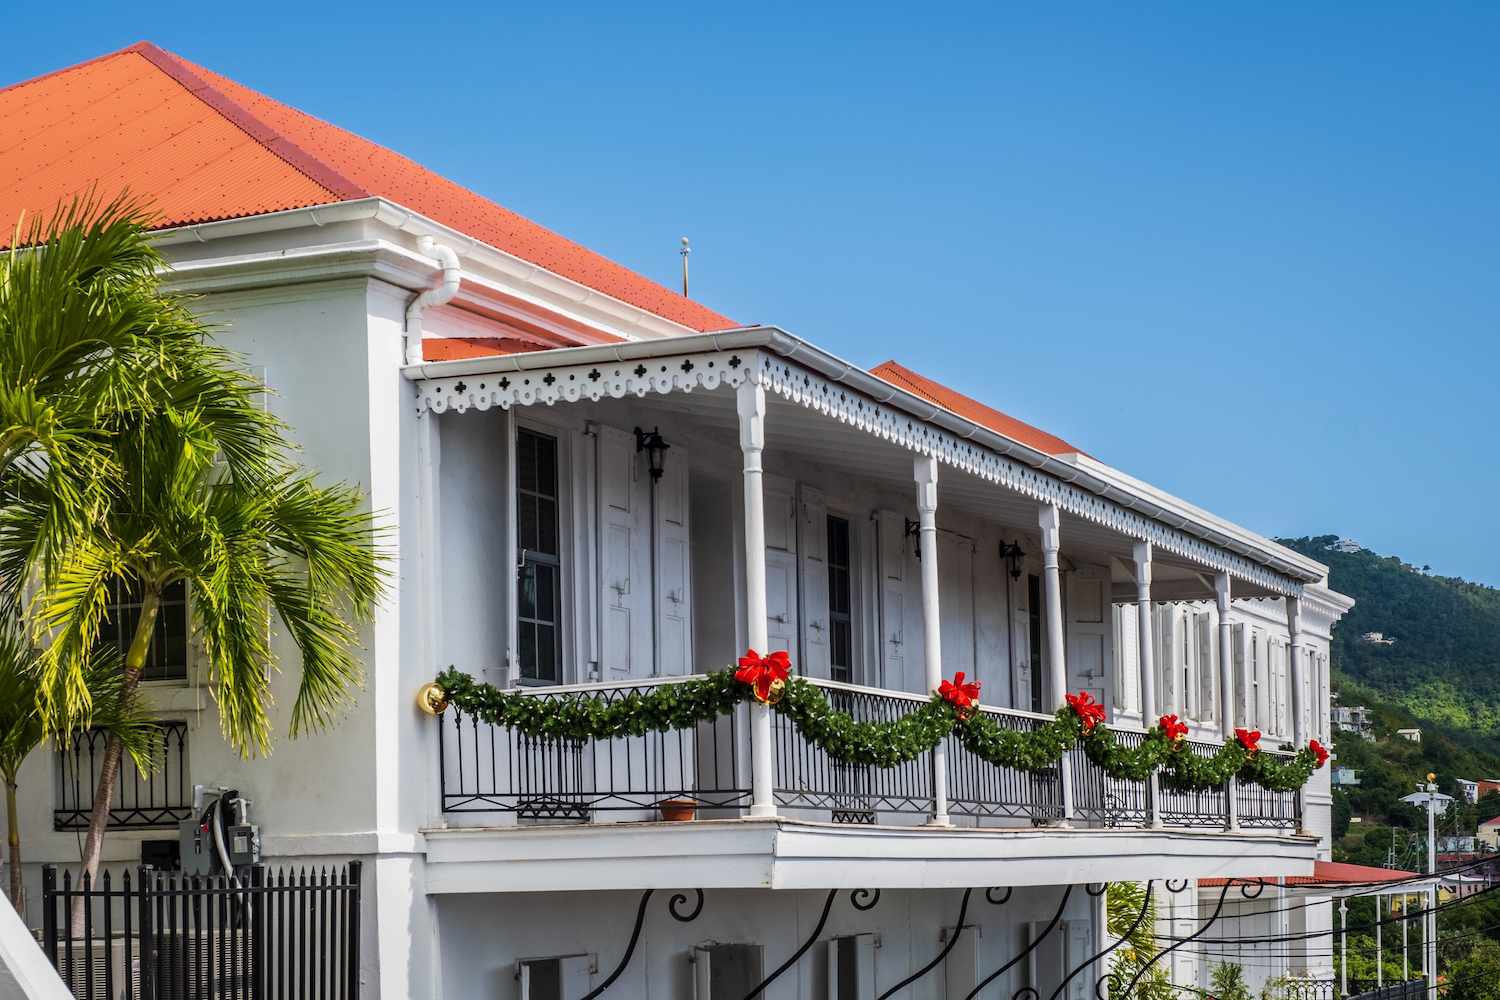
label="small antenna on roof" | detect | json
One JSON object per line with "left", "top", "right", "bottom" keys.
{"left": 680, "top": 236, "right": 691, "bottom": 298}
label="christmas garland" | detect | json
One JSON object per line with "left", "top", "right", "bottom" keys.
{"left": 432, "top": 652, "right": 1326, "bottom": 794}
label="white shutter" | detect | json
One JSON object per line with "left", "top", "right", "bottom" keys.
{"left": 1232, "top": 624, "right": 1247, "bottom": 729}
{"left": 1196, "top": 612, "right": 1215, "bottom": 725}
{"left": 763, "top": 475, "right": 799, "bottom": 656}
{"left": 597, "top": 426, "right": 647, "bottom": 679}
{"left": 1014, "top": 575, "right": 1038, "bottom": 716}
{"left": 560, "top": 955, "right": 592, "bottom": 996}
{"left": 939, "top": 534, "right": 975, "bottom": 682}
{"left": 799, "top": 485, "right": 831, "bottom": 679}
{"left": 1155, "top": 606, "right": 1176, "bottom": 715}
{"left": 1065, "top": 920, "right": 1092, "bottom": 1000}
{"left": 655, "top": 444, "right": 692, "bottom": 676}
{"left": 943, "top": 925, "right": 980, "bottom": 999}
{"left": 876, "top": 510, "right": 908, "bottom": 693}
{"left": 1065, "top": 566, "right": 1111, "bottom": 711}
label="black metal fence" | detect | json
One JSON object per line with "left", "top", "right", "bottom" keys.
{"left": 56, "top": 722, "right": 193, "bottom": 831}
{"left": 40, "top": 862, "right": 362, "bottom": 1000}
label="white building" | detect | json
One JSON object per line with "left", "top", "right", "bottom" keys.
{"left": 1, "top": 43, "right": 1353, "bottom": 1000}
{"left": 1397, "top": 729, "right": 1422, "bottom": 744}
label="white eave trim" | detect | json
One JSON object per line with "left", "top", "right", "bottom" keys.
{"left": 402, "top": 325, "right": 1327, "bottom": 586}
{"left": 150, "top": 197, "right": 712, "bottom": 343}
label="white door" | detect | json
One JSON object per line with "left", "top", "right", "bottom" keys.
{"left": 876, "top": 510, "right": 908, "bottom": 692}
{"left": 597, "top": 425, "right": 647, "bottom": 679}
{"left": 798, "top": 485, "right": 831, "bottom": 678}
{"left": 654, "top": 444, "right": 693, "bottom": 676}
{"left": 1011, "top": 576, "right": 1034, "bottom": 713}
{"left": 1065, "top": 566, "right": 1111, "bottom": 712}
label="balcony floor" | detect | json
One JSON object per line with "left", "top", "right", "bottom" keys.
{"left": 421, "top": 816, "right": 1317, "bottom": 893}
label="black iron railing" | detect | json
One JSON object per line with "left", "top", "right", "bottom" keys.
{"left": 41, "top": 863, "right": 362, "bottom": 1000}
{"left": 56, "top": 721, "right": 192, "bottom": 831}
{"left": 434, "top": 674, "right": 1301, "bottom": 831}
{"left": 949, "top": 705, "right": 1064, "bottom": 824}
{"left": 773, "top": 680, "right": 935, "bottom": 820}
{"left": 1072, "top": 728, "right": 1150, "bottom": 827}
{"left": 438, "top": 676, "right": 749, "bottom": 818}
{"left": 1239, "top": 748, "right": 1303, "bottom": 829}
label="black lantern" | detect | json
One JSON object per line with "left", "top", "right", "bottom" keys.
{"left": 999, "top": 540, "right": 1026, "bottom": 580}
{"left": 634, "top": 426, "right": 669, "bottom": 482}
{"left": 904, "top": 517, "right": 922, "bottom": 560}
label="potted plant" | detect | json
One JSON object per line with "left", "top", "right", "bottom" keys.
{"left": 658, "top": 798, "right": 697, "bottom": 822}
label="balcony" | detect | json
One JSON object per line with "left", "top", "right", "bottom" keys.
{"left": 434, "top": 675, "right": 1299, "bottom": 832}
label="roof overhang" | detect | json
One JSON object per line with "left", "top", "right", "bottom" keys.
{"left": 403, "top": 326, "right": 1330, "bottom": 593}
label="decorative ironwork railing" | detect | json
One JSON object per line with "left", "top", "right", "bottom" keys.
{"left": 55, "top": 721, "right": 193, "bottom": 831}
{"left": 41, "top": 863, "right": 361, "bottom": 1000}
{"left": 438, "top": 675, "right": 749, "bottom": 818}
{"left": 435, "top": 674, "right": 1300, "bottom": 831}
{"left": 1239, "top": 748, "right": 1302, "bottom": 828}
{"left": 772, "top": 680, "right": 935, "bottom": 820}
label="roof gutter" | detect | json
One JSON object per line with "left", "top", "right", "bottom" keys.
{"left": 402, "top": 325, "right": 1326, "bottom": 584}
{"left": 403, "top": 236, "right": 462, "bottom": 365}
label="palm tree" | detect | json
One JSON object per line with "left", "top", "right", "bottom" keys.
{"left": 0, "top": 625, "right": 155, "bottom": 909}
{"left": 0, "top": 202, "right": 384, "bottom": 928}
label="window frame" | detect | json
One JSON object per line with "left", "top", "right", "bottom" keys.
{"left": 512, "top": 413, "right": 582, "bottom": 687}
{"left": 97, "top": 577, "right": 192, "bottom": 685}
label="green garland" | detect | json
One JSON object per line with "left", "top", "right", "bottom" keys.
{"left": 432, "top": 667, "right": 1321, "bottom": 794}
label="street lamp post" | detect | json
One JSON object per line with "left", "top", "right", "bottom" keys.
{"left": 1400, "top": 774, "right": 1446, "bottom": 1000}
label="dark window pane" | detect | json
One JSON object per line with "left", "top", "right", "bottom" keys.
{"left": 826, "top": 516, "right": 853, "bottom": 684}
{"left": 537, "top": 498, "right": 559, "bottom": 556}
{"left": 524, "top": 959, "right": 561, "bottom": 1000}
{"left": 516, "top": 429, "right": 562, "bottom": 683}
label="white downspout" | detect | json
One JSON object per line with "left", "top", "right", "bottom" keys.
{"left": 404, "top": 236, "right": 461, "bottom": 365}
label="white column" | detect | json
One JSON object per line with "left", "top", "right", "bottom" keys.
{"left": 502, "top": 408, "right": 520, "bottom": 686}
{"left": 1287, "top": 597, "right": 1306, "bottom": 747}
{"left": 737, "top": 382, "right": 776, "bottom": 818}
{"left": 1216, "top": 573, "right": 1239, "bottom": 831}
{"left": 1134, "top": 542, "right": 1161, "bottom": 829}
{"left": 1039, "top": 504, "right": 1074, "bottom": 822}
{"left": 915, "top": 457, "right": 950, "bottom": 826}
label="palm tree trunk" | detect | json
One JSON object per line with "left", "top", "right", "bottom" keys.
{"left": 69, "top": 585, "right": 161, "bottom": 936}
{"left": 5, "top": 775, "right": 20, "bottom": 910}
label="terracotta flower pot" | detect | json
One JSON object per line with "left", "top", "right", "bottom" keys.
{"left": 658, "top": 798, "right": 697, "bottom": 822}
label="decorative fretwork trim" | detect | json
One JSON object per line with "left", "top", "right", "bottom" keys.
{"left": 414, "top": 349, "right": 1301, "bottom": 595}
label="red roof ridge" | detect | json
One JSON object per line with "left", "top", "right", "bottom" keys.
{"left": 122, "top": 42, "right": 367, "bottom": 202}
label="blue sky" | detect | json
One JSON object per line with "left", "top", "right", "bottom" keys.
{"left": 8, "top": 3, "right": 1498, "bottom": 583}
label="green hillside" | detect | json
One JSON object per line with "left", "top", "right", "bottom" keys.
{"left": 1277, "top": 535, "right": 1500, "bottom": 840}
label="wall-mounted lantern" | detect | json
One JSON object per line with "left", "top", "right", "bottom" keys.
{"left": 634, "top": 426, "right": 670, "bottom": 482}
{"left": 999, "top": 540, "right": 1027, "bottom": 581}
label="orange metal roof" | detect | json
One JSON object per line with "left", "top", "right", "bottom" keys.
{"left": 0, "top": 43, "right": 736, "bottom": 334}
{"left": 870, "top": 360, "right": 1085, "bottom": 457}
{"left": 1201, "top": 861, "right": 1419, "bottom": 888}
{"left": 423, "top": 337, "right": 556, "bottom": 362}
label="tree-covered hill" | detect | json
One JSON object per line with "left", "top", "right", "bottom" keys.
{"left": 1281, "top": 534, "right": 1500, "bottom": 735}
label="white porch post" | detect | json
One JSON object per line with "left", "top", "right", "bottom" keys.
{"left": 1216, "top": 573, "right": 1239, "bottom": 831}
{"left": 1286, "top": 597, "right": 1306, "bottom": 747}
{"left": 1039, "top": 504, "right": 1074, "bottom": 822}
{"left": 737, "top": 382, "right": 777, "bottom": 818}
{"left": 1134, "top": 542, "right": 1161, "bottom": 829}
{"left": 915, "top": 456, "right": 951, "bottom": 826}
{"left": 502, "top": 408, "right": 520, "bottom": 687}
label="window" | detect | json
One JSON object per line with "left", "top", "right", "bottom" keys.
{"left": 517, "top": 955, "right": 591, "bottom": 999}
{"left": 1027, "top": 575, "right": 1044, "bottom": 713}
{"left": 97, "top": 579, "right": 188, "bottom": 682}
{"left": 55, "top": 721, "right": 191, "bottom": 830}
{"left": 516, "top": 428, "right": 562, "bottom": 683}
{"left": 694, "top": 944, "right": 763, "bottom": 999}
{"left": 827, "top": 515, "right": 854, "bottom": 684}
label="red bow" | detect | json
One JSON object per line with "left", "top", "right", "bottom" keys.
{"left": 1066, "top": 691, "right": 1106, "bottom": 732}
{"left": 939, "top": 672, "right": 981, "bottom": 718}
{"left": 736, "top": 648, "right": 792, "bottom": 704}
{"left": 1308, "top": 739, "right": 1329, "bottom": 768}
{"left": 1158, "top": 713, "right": 1189, "bottom": 743}
{"left": 1235, "top": 728, "right": 1262, "bottom": 753}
